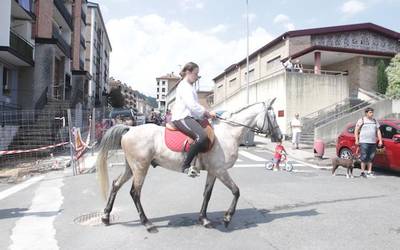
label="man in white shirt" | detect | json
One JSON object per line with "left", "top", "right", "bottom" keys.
{"left": 290, "top": 113, "right": 302, "bottom": 149}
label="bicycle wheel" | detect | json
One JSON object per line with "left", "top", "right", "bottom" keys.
{"left": 284, "top": 162, "right": 293, "bottom": 172}
{"left": 265, "top": 161, "right": 274, "bottom": 170}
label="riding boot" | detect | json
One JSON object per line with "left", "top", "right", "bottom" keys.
{"left": 181, "top": 139, "right": 203, "bottom": 173}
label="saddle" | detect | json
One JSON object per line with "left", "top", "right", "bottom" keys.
{"left": 164, "top": 119, "right": 215, "bottom": 152}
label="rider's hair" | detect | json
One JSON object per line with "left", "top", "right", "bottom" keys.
{"left": 365, "top": 107, "right": 374, "bottom": 113}
{"left": 179, "top": 62, "right": 199, "bottom": 79}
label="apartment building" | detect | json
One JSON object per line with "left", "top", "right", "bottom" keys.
{"left": 156, "top": 72, "right": 180, "bottom": 113}
{"left": 70, "top": 0, "right": 90, "bottom": 107}
{"left": 85, "top": 2, "right": 111, "bottom": 109}
{"left": 213, "top": 23, "right": 400, "bottom": 134}
{"left": 0, "top": 0, "right": 35, "bottom": 110}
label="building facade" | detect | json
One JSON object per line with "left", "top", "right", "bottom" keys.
{"left": 156, "top": 72, "right": 180, "bottom": 113}
{"left": 0, "top": 0, "right": 35, "bottom": 110}
{"left": 85, "top": 2, "right": 111, "bottom": 109}
{"left": 212, "top": 23, "right": 400, "bottom": 135}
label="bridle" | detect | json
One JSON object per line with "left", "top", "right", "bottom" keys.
{"left": 216, "top": 103, "right": 279, "bottom": 136}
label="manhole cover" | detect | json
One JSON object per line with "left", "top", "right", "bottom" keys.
{"left": 74, "top": 212, "right": 118, "bottom": 226}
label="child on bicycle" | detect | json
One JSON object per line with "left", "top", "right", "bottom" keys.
{"left": 273, "top": 139, "right": 287, "bottom": 171}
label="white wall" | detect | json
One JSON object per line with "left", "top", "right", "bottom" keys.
{"left": 0, "top": 0, "right": 11, "bottom": 46}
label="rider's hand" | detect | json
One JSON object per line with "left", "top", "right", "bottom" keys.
{"left": 355, "top": 140, "right": 359, "bottom": 146}
{"left": 206, "top": 111, "right": 217, "bottom": 119}
{"left": 378, "top": 141, "right": 383, "bottom": 147}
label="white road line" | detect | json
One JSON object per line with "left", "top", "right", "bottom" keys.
{"left": 238, "top": 151, "right": 267, "bottom": 161}
{"left": 0, "top": 176, "right": 44, "bottom": 201}
{"left": 236, "top": 158, "right": 243, "bottom": 162}
{"left": 234, "top": 164, "right": 266, "bottom": 168}
{"left": 10, "top": 173, "right": 63, "bottom": 250}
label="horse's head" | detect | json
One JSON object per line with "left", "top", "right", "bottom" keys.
{"left": 255, "top": 98, "right": 283, "bottom": 142}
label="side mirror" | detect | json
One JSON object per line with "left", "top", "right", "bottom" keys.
{"left": 393, "top": 134, "right": 400, "bottom": 143}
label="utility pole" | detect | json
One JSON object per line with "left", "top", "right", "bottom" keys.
{"left": 246, "top": 0, "right": 250, "bottom": 104}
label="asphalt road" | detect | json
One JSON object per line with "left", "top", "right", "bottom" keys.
{"left": 1, "top": 147, "right": 400, "bottom": 250}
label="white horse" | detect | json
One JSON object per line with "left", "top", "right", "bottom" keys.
{"left": 96, "top": 98, "right": 282, "bottom": 233}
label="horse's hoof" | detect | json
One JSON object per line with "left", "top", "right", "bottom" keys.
{"left": 101, "top": 214, "right": 110, "bottom": 226}
{"left": 145, "top": 224, "right": 159, "bottom": 233}
{"left": 198, "top": 217, "right": 213, "bottom": 228}
{"left": 223, "top": 215, "right": 231, "bottom": 228}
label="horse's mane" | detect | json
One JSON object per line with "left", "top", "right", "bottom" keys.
{"left": 229, "top": 102, "right": 265, "bottom": 116}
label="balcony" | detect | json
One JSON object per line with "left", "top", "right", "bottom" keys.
{"left": 54, "top": 0, "right": 73, "bottom": 29}
{"left": 52, "top": 25, "right": 71, "bottom": 58}
{"left": 12, "top": 0, "right": 35, "bottom": 20}
{"left": 79, "top": 59, "right": 84, "bottom": 70}
{"left": 0, "top": 30, "right": 34, "bottom": 66}
{"left": 80, "top": 36, "right": 85, "bottom": 48}
{"left": 81, "top": 9, "right": 87, "bottom": 24}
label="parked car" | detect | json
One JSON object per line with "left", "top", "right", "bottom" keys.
{"left": 336, "top": 119, "right": 400, "bottom": 171}
{"left": 109, "top": 108, "right": 136, "bottom": 126}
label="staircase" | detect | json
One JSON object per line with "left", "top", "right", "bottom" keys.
{"left": 7, "top": 99, "right": 70, "bottom": 155}
{"left": 300, "top": 88, "right": 386, "bottom": 145}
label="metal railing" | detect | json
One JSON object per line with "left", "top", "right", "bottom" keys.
{"left": 81, "top": 9, "right": 87, "bottom": 24}
{"left": 80, "top": 36, "right": 85, "bottom": 48}
{"left": 9, "top": 29, "right": 34, "bottom": 63}
{"left": 79, "top": 59, "right": 84, "bottom": 70}
{"left": 301, "top": 68, "right": 348, "bottom": 75}
{"left": 54, "top": 0, "right": 73, "bottom": 29}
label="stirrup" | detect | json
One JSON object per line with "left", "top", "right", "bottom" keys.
{"left": 183, "top": 166, "right": 200, "bottom": 178}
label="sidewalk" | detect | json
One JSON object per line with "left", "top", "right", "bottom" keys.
{"left": 254, "top": 135, "right": 335, "bottom": 168}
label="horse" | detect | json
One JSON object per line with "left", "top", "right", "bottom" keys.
{"left": 96, "top": 98, "right": 283, "bottom": 233}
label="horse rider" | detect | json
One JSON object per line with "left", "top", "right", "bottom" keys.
{"left": 171, "top": 62, "right": 216, "bottom": 174}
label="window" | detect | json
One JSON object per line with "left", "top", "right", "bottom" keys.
{"left": 229, "top": 78, "right": 237, "bottom": 87}
{"left": 157, "top": 94, "right": 159, "bottom": 99}
{"left": 380, "top": 125, "right": 400, "bottom": 139}
{"left": 162, "top": 88, "right": 165, "bottom": 92}
{"left": 157, "top": 81, "right": 160, "bottom": 86}
{"left": 266, "top": 56, "right": 281, "bottom": 71}
{"left": 157, "top": 87, "right": 159, "bottom": 92}
{"left": 2, "top": 67, "right": 10, "bottom": 95}
{"left": 245, "top": 69, "right": 255, "bottom": 82}
{"left": 363, "top": 57, "right": 377, "bottom": 66}
{"left": 162, "top": 81, "right": 166, "bottom": 85}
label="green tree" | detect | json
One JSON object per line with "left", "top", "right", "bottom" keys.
{"left": 377, "top": 60, "right": 388, "bottom": 94}
{"left": 386, "top": 54, "right": 400, "bottom": 99}
{"left": 108, "top": 87, "right": 125, "bottom": 108}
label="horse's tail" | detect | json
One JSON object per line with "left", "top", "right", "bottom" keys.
{"left": 96, "top": 124, "right": 130, "bottom": 200}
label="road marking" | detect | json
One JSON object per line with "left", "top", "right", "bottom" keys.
{"left": 236, "top": 158, "right": 243, "bottom": 162}
{"left": 234, "top": 163, "right": 266, "bottom": 168}
{"left": 238, "top": 150, "right": 267, "bottom": 161}
{"left": 0, "top": 176, "right": 44, "bottom": 201}
{"left": 10, "top": 173, "right": 63, "bottom": 250}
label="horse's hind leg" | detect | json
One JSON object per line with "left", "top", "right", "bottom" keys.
{"left": 198, "top": 172, "right": 216, "bottom": 228}
{"left": 129, "top": 166, "right": 158, "bottom": 233}
{"left": 101, "top": 161, "right": 132, "bottom": 225}
{"left": 216, "top": 170, "right": 240, "bottom": 228}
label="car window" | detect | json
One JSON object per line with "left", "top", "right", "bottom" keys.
{"left": 347, "top": 125, "right": 355, "bottom": 134}
{"left": 380, "top": 125, "right": 400, "bottom": 139}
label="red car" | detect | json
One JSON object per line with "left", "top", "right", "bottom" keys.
{"left": 336, "top": 119, "right": 400, "bottom": 171}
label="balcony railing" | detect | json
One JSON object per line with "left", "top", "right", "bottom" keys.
{"left": 54, "top": 0, "right": 73, "bottom": 29}
{"left": 79, "top": 59, "right": 84, "bottom": 70}
{"left": 80, "top": 36, "right": 85, "bottom": 48}
{"left": 9, "top": 29, "right": 34, "bottom": 63}
{"left": 52, "top": 24, "right": 71, "bottom": 58}
{"left": 81, "top": 9, "right": 87, "bottom": 24}
{"left": 15, "top": 0, "right": 34, "bottom": 13}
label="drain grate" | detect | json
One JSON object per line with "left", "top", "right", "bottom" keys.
{"left": 74, "top": 212, "right": 118, "bottom": 226}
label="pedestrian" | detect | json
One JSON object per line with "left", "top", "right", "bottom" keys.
{"left": 282, "top": 57, "right": 293, "bottom": 72}
{"left": 294, "top": 59, "right": 303, "bottom": 73}
{"left": 171, "top": 62, "right": 216, "bottom": 176}
{"left": 354, "top": 107, "right": 383, "bottom": 178}
{"left": 164, "top": 109, "right": 172, "bottom": 124}
{"left": 290, "top": 113, "right": 302, "bottom": 149}
{"left": 272, "top": 139, "right": 287, "bottom": 171}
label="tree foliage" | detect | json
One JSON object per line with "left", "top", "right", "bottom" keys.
{"left": 386, "top": 54, "right": 400, "bottom": 99}
{"left": 377, "top": 60, "right": 388, "bottom": 94}
{"left": 108, "top": 87, "right": 125, "bottom": 108}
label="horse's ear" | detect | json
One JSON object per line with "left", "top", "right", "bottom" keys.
{"left": 269, "top": 97, "right": 277, "bottom": 106}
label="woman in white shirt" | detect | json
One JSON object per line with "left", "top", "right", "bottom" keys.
{"left": 172, "top": 62, "right": 216, "bottom": 174}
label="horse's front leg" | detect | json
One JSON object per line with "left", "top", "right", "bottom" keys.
{"left": 102, "top": 162, "right": 132, "bottom": 225}
{"left": 198, "top": 172, "right": 216, "bottom": 228}
{"left": 217, "top": 170, "right": 240, "bottom": 228}
{"left": 129, "top": 168, "right": 158, "bottom": 233}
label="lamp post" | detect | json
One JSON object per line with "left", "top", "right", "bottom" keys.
{"left": 246, "top": 0, "right": 250, "bottom": 104}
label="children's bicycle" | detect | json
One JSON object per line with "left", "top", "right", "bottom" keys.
{"left": 265, "top": 153, "right": 294, "bottom": 172}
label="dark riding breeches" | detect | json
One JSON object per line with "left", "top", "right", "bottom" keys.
{"left": 172, "top": 116, "right": 208, "bottom": 169}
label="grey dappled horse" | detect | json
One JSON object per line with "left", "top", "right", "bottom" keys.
{"left": 96, "top": 99, "right": 282, "bottom": 233}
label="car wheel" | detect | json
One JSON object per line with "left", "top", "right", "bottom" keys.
{"left": 339, "top": 148, "right": 353, "bottom": 159}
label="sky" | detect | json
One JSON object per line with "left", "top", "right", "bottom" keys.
{"left": 93, "top": 0, "right": 400, "bottom": 96}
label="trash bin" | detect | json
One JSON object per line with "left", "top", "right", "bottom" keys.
{"left": 313, "top": 139, "right": 325, "bottom": 159}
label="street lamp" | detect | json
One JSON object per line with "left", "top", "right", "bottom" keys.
{"left": 246, "top": 0, "right": 250, "bottom": 104}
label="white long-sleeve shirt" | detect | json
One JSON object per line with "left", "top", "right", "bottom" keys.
{"left": 171, "top": 79, "right": 205, "bottom": 121}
